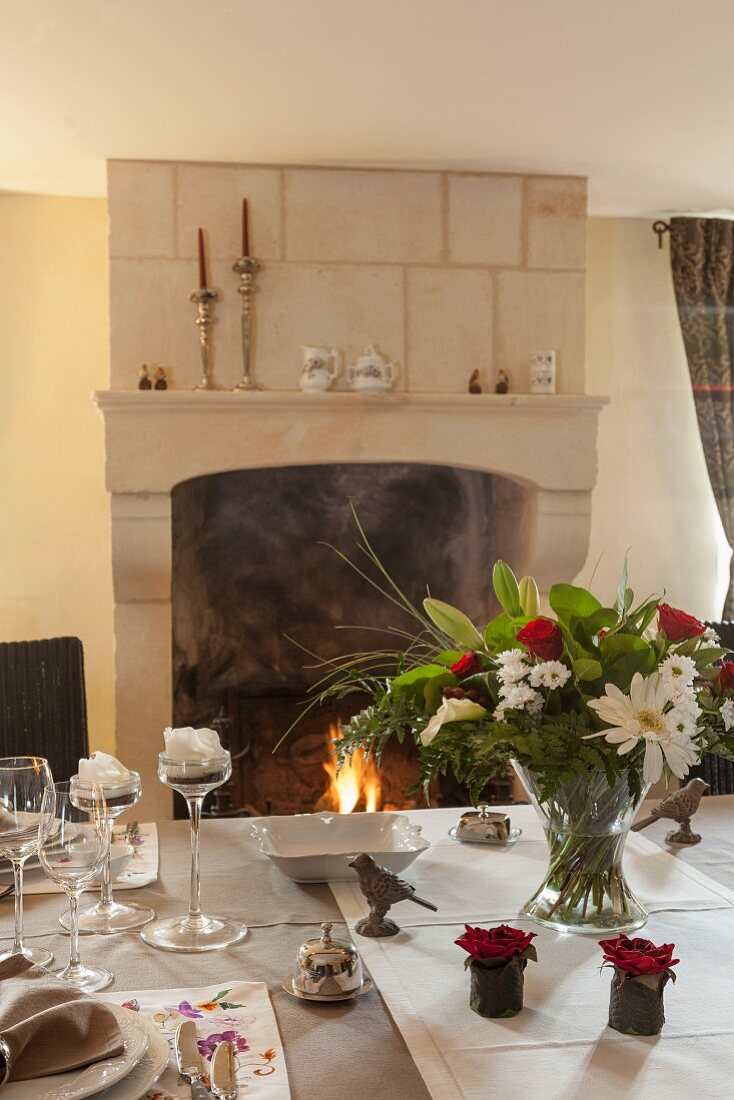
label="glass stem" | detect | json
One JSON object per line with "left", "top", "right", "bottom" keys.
{"left": 68, "top": 893, "right": 81, "bottom": 972}
{"left": 99, "top": 847, "right": 113, "bottom": 911}
{"left": 12, "top": 859, "right": 25, "bottom": 953}
{"left": 186, "top": 797, "right": 204, "bottom": 929}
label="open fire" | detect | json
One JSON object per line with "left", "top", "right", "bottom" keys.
{"left": 320, "top": 721, "right": 382, "bottom": 813}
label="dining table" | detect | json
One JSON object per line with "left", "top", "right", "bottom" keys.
{"left": 3, "top": 795, "right": 734, "bottom": 1100}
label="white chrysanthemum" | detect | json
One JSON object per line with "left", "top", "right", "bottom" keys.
{"left": 529, "top": 661, "right": 572, "bottom": 690}
{"left": 722, "top": 698, "right": 734, "bottom": 731}
{"left": 665, "top": 707, "right": 699, "bottom": 739}
{"left": 584, "top": 672, "right": 695, "bottom": 784}
{"left": 659, "top": 653, "right": 697, "bottom": 697}
{"left": 495, "top": 648, "right": 529, "bottom": 685}
{"left": 703, "top": 626, "right": 720, "bottom": 645}
{"left": 500, "top": 682, "right": 543, "bottom": 714}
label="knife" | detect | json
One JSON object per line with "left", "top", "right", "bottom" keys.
{"left": 211, "top": 1040, "right": 239, "bottom": 1098}
{"left": 174, "top": 1020, "right": 212, "bottom": 1100}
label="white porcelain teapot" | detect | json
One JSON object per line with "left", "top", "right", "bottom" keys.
{"left": 346, "top": 345, "right": 396, "bottom": 392}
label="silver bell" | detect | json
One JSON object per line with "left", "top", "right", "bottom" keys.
{"left": 294, "top": 922, "right": 363, "bottom": 997}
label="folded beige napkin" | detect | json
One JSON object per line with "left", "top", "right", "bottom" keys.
{"left": 0, "top": 956, "right": 125, "bottom": 1081}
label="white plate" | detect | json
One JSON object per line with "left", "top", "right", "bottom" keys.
{"left": 5, "top": 1006, "right": 149, "bottom": 1100}
{"left": 93, "top": 1014, "right": 169, "bottom": 1100}
{"left": 251, "top": 810, "right": 430, "bottom": 882}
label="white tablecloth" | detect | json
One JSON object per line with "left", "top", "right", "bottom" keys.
{"left": 330, "top": 800, "right": 734, "bottom": 1100}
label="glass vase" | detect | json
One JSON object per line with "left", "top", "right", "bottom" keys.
{"left": 513, "top": 763, "right": 649, "bottom": 934}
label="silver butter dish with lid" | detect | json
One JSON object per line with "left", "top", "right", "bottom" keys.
{"left": 448, "top": 803, "right": 522, "bottom": 845}
{"left": 283, "top": 922, "right": 373, "bottom": 1002}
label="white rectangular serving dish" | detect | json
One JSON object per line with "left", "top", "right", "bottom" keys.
{"left": 250, "top": 811, "right": 430, "bottom": 882}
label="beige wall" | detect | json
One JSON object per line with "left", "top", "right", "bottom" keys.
{"left": 108, "top": 161, "right": 587, "bottom": 394}
{"left": 578, "top": 217, "right": 730, "bottom": 618}
{"left": 0, "top": 193, "right": 114, "bottom": 752}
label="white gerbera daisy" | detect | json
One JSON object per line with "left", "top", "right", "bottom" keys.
{"left": 584, "top": 672, "right": 691, "bottom": 784}
{"left": 529, "top": 661, "right": 572, "bottom": 690}
{"left": 722, "top": 698, "right": 734, "bottom": 731}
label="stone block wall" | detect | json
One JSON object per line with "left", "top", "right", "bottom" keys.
{"left": 108, "top": 161, "right": 586, "bottom": 393}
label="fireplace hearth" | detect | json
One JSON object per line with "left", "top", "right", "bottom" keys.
{"left": 171, "top": 462, "right": 530, "bottom": 815}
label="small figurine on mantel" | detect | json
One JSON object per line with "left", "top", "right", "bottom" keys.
{"left": 154, "top": 366, "right": 168, "bottom": 391}
{"left": 468, "top": 369, "right": 482, "bottom": 394}
{"left": 137, "top": 364, "right": 152, "bottom": 390}
{"left": 495, "top": 369, "right": 510, "bottom": 394}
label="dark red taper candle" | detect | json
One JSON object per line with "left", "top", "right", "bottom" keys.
{"left": 241, "top": 198, "right": 250, "bottom": 257}
{"left": 197, "top": 228, "right": 207, "bottom": 288}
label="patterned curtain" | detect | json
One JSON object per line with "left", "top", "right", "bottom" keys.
{"left": 670, "top": 217, "right": 734, "bottom": 616}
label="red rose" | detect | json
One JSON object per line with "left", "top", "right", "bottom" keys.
{"left": 598, "top": 935, "right": 679, "bottom": 977}
{"left": 455, "top": 923, "right": 536, "bottom": 962}
{"left": 717, "top": 660, "right": 734, "bottom": 693}
{"left": 517, "top": 618, "right": 563, "bottom": 661}
{"left": 450, "top": 652, "right": 483, "bottom": 679}
{"left": 657, "top": 602, "right": 706, "bottom": 642}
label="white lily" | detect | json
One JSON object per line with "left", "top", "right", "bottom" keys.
{"left": 584, "top": 672, "right": 699, "bottom": 784}
{"left": 421, "top": 697, "right": 488, "bottom": 746}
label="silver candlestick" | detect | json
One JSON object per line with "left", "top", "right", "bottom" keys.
{"left": 231, "top": 255, "right": 262, "bottom": 391}
{"left": 189, "top": 287, "right": 220, "bottom": 391}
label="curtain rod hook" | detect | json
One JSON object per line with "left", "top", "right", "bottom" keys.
{"left": 652, "top": 220, "right": 671, "bottom": 249}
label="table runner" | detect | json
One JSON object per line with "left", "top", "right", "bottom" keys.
{"left": 0, "top": 822, "right": 159, "bottom": 895}
{"left": 330, "top": 806, "right": 734, "bottom": 1099}
{"left": 98, "top": 981, "right": 290, "bottom": 1099}
{"left": 332, "top": 807, "right": 734, "bottom": 929}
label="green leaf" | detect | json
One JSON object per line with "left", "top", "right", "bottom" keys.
{"left": 572, "top": 658, "right": 603, "bottom": 681}
{"left": 492, "top": 561, "right": 524, "bottom": 617}
{"left": 484, "top": 612, "right": 527, "bottom": 655}
{"left": 598, "top": 634, "right": 657, "bottom": 690}
{"left": 434, "top": 649, "right": 463, "bottom": 667}
{"left": 391, "top": 664, "right": 453, "bottom": 689}
{"left": 549, "top": 584, "right": 602, "bottom": 625}
{"left": 423, "top": 598, "right": 484, "bottom": 649}
{"left": 424, "top": 672, "right": 457, "bottom": 711}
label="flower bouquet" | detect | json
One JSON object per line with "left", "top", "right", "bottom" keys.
{"left": 293, "top": 517, "right": 734, "bottom": 933}
{"left": 600, "top": 935, "right": 679, "bottom": 1034}
{"left": 456, "top": 924, "right": 537, "bottom": 1017}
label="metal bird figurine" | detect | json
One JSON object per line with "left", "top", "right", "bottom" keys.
{"left": 349, "top": 853, "right": 438, "bottom": 937}
{"left": 631, "top": 777, "right": 709, "bottom": 845}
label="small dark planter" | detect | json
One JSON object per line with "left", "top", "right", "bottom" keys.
{"left": 469, "top": 956, "right": 527, "bottom": 1018}
{"left": 608, "top": 966, "right": 672, "bottom": 1035}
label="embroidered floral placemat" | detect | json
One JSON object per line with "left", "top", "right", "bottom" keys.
{"left": 97, "top": 981, "right": 290, "bottom": 1099}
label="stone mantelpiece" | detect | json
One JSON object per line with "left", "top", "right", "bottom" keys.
{"left": 95, "top": 389, "right": 607, "bottom": 818}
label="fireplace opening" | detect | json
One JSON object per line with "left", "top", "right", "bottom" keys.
{"left": 171, "top": 462, "right": 530, "bottom": 816}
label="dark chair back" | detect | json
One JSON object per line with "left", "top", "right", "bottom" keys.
{"left": 0, "top": 637, "right": 89, "bottom": 783}
{"left": 691, "top": 622, "right": 734, "bottom": 794}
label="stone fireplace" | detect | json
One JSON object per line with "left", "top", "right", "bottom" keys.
{"left": 97, "top": 158, "right": 606, "bottom": 818}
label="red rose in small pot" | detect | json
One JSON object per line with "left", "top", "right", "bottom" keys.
{"left": 517, "top": 618, "right": 563, "bottom": 661}
{"left": 598, "top": 935, "right": 679, "bottom": 977}
{"left": 450, "top": 652, "right": 483, "bottom": 679}
{"left": 456, "top": 923, "right": 536, "bottom": 962}
{"left": 717, "top": 660, "right": 734, "bottom": 693}
{"left": 657, "top": 602, "right": 706, "bottom": 642}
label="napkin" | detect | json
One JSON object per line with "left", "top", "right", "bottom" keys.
{"left": 0, "top": 956, "right": 125, "bottom": 1081}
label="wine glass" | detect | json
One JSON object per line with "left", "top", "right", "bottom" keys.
{"left": 58, "top": 769, "right": 155, "bottom": 933}
{"left": 141, "top": 750, "right": 247, "bottom": 952}
{"left": 38, "top": 781, "right": 112, "bottom": 992}
{"left": 0, "top": 756, "right": 54, "bottom": 967}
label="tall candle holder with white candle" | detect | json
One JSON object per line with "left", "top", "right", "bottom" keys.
{"left": 141, "top": 727, "right": 248, "bottom": 952}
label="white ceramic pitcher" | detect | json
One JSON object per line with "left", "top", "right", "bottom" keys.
{"left": 300, "top": 346, "right": 341, "bottom": 392}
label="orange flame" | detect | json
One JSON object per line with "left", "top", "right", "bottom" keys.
{"left": 323, "top": 722, "right": 381, "bottom": 813}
